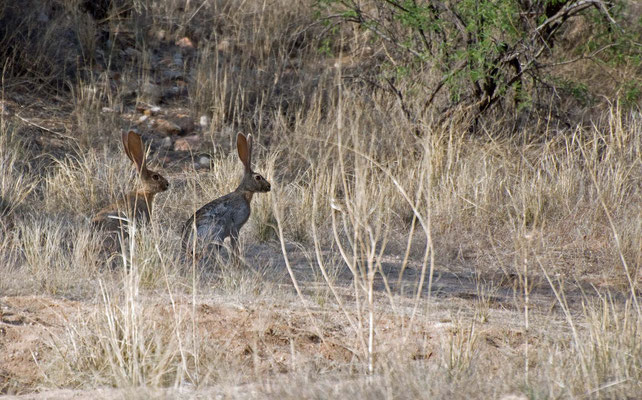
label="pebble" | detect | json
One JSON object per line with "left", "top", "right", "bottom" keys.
{"left": 199, "top": 156, "right": 211, "bottom": 167}
{"left": 174, "top": 135, "right": 201, "bottom": 151}
{"left": 175, "top": 115, "right": 195, "bottom": 134}
{"left": 162, "top": 70, "right": 184, "bottom": 81}
{"left": 173, "top": 52, "right": 183, "bottom": 67}
{"left": 137, "top": 105, "right": 161, "bottom": 116}
{"left": 154, "top": 118, "right": 181, "bottom": 135}
{"left": 124, "top": 47, "right": 142, "bottom": 59}
{"left": 37, "top": 12, "right": 49, "bottom": 23}
{"left": 217, "top": 39, "right": 231, "bottom": 52}
{"left": 155, "top": 29, "right": 167, "bottom": 41}
{"left": 141, "top": 82, "right": 162, "bottom": 103}
{"left": 176, "top": 37, "right": 195, "bottom": 49}
{"left": 160, "top": 136, "right": 172, "bottom": 148}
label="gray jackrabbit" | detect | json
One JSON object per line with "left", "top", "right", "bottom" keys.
{"left": 183, "top": 133, "right": 271, "bottom": 258}
{"left": 92, "top": 131, "right": 169, "bottom": 235}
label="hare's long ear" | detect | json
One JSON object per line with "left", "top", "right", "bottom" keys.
{"left": 237, "top": 133, "right": 251, "bottom": 173}
{"left": 122, "top": 131, "right": 134, "bottom": 164}
{"left": 125, "top": 131, "right": 147, "bottom": 173}
{"left": 246, "top": 134, "right": 253, "bottom": 167}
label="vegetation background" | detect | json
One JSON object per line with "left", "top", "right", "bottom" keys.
{"left": 0, "top": 0, "right": 640, "bottom": 398}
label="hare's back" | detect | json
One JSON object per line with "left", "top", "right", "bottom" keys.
{"left": 91, "top": 207, "right": 124, "bottom": 232}
{"left": 92, "top": 193, "right": 151, "bottom": 232}
{"left": 192, "top": 193, "right": 250, "bottom": 239}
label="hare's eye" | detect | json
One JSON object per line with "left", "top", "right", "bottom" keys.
{"left": 152, "top": 174, "right": 160, "bottom": 181}
{"left": 255, "top": 175, "right": 261, "bottom": 181}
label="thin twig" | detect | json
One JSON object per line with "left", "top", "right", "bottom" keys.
{"left": 423, "top": 59, "right": 467, "bottom": 112}
{"left": 14, "top": 113, "right": 68, "bottom": 139}
{"left": 539, "top": 43, "right": 615, "bottom": 68}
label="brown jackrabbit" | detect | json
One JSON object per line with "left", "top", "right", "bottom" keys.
{"left": 92, "top": 131, "right": 169, "bottom": 237}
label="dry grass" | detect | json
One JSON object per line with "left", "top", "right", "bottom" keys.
{"left": 0, "top": 0, "right": 641, "bottom": 398}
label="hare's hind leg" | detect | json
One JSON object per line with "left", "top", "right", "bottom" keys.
{"left": 229, "top": 230, "right": 239, "bottom": 253}
{"left": 229, "top": 230, "right": 255, "bottom": 271}
{"left": 182, "top": 232, "right": 200, "bottom": 263}
{"left": 228, "top": 229, "right": 245, "bottom": 267}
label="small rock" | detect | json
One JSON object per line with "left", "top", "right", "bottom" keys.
{"left": 140, "top": 82, "right": 162, "bottom": 103}
{"left": 138, "top": 115, "right": 149, "bottom": 123}
{"left": 176, "top": 37, "right": 195, "bottom": 49}
{"left": 199, "top": 156, "right": 211, "bottom": 167}
{"left": 199, "top": 115, "right": 209, "bottom": 129}
{"left": 162, "top": 70, "right": 184, "bottom": 81}
{"left": 101, "top": 107, "right": 114, "bottom": 113}
{"left": 175, "top": 115, "right": 195, "bottom": 135}
{"left": 174, "top": 135, "right": 201, "bottom": 151}
{"left": 155, "top": 29, "right": 167, "bottom": 41}
{"left": 173, "top": 52, "right": 183, "bottom": 67}
{"left": 136, "top": 105, "right": 162, "bottom": 116}
{"left": 160, "top": 137, "right": 172, "bottom": 148}
{"left": 162, "top": 85, "right": 188, "bottom": 100}
{"left": 154, "top": 118, "right": 181, "bottom": 135}
{"left": 217, "top": 39, "right": 231, "bottom": 52}
{"left": 124, "top": 47, "right": 142, "bottom": 59}
{"left": 37, "top": 12, "right": 49, "bottom": 23}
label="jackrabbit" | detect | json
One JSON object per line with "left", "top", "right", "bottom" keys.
{"left": 183, "top": 133, "right": 271, "bottom": 258}
{"left": 92, "top": 131, "right": 169, "bottom": 235}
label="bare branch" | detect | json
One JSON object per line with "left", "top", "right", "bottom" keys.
{"left": 539, "top": 43, "right": 616, "bottom": 68}
{"left": 423, "top": 59, "right": 467, "bottom": 112}
{"left": 536, "top": 0, "right": 621, "bottom": 36}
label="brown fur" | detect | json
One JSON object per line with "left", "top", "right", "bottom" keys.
{"left": 92, "top": 131, "right": 169, "bottom": 237}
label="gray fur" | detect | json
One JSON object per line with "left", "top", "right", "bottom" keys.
{"left": 183, "top": 133, "right": 270, "bottom": 257}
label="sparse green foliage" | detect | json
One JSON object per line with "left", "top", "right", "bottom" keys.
{"left": 316, "top": 0, "right": 642, "bottom": 130}
{"left": 621, "top": 80, "right": 641, "bottom": 107}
